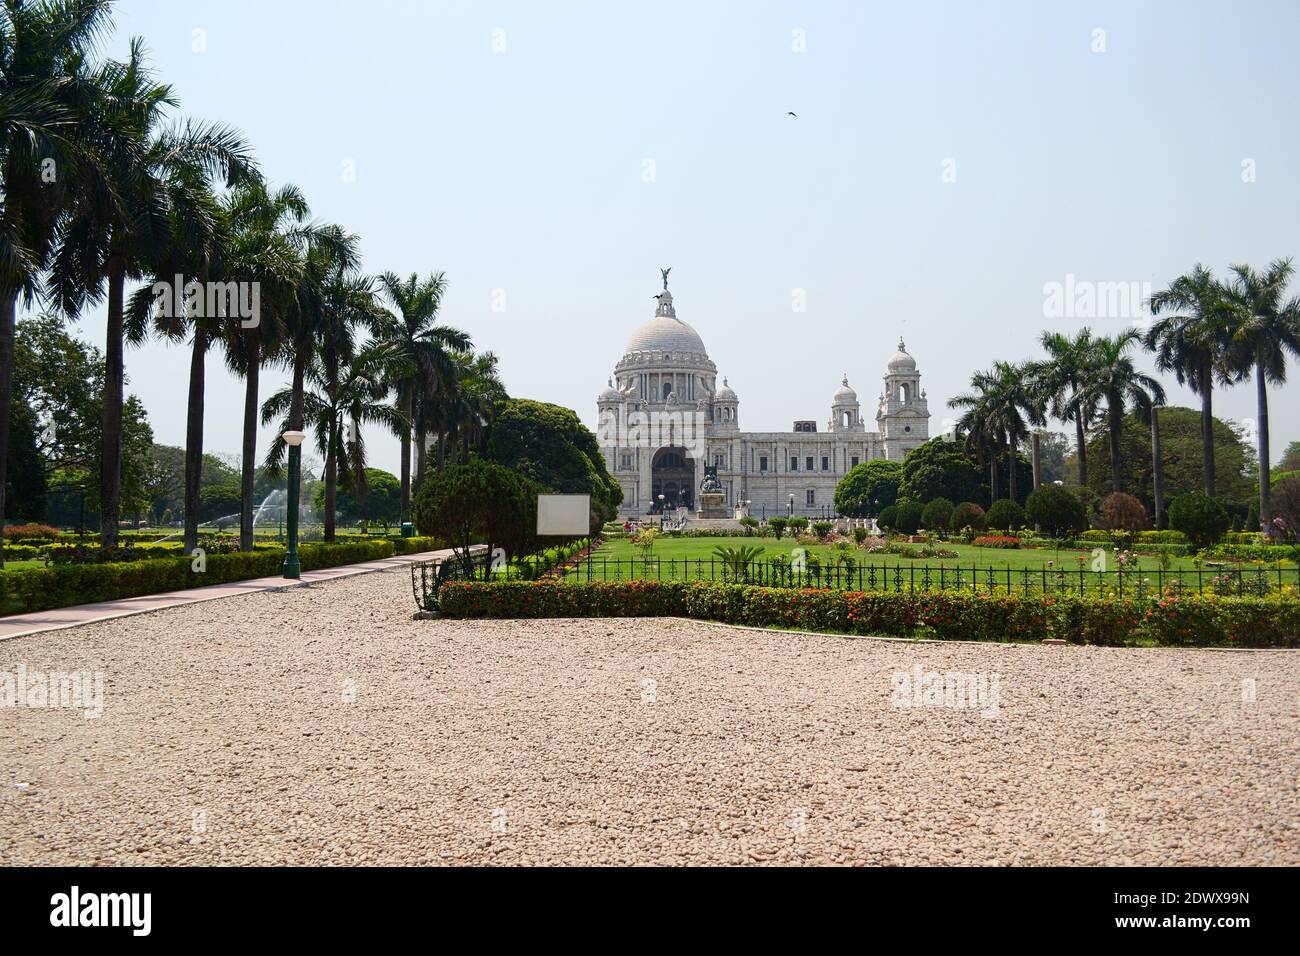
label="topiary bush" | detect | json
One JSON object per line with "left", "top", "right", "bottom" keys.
{"left": 1025, "top": 485, "right": 1087, "bottom": 538}
{"left": 894, "top": 501, "right": 924, "bottom": 535}
{"left": 1167, "top": 492, "right": 1231, "bottom": 551}
{"left": 949, "top": 501, "right": 987, "bottom": 534}
{"left": 877, "top": 506, "right": 898, "bottom": 531}
{"left": 985, "top": 499, "right": 1026, "bottom": 531}
{"left": 920, "top": 497, "right": 954, "bottom": 532}
{"left": 1094, "top": 492, "right": 1149, "bottom": 545}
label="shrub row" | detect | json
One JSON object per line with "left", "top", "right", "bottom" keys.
{"left": 437, "top": 580, "right": 1300, "bottom": 648}
{"left": 0, "top": 536, "right": 446, "bottom": 616}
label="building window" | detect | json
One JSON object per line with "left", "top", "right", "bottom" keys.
{"left": 821, "top": 456, "right": 829, "bottom": 471}
{"left": 714, "top": 454, "right": 725, "bottom": 469}
{"left": 851, "top": 455, "right": 860, "bottom": 468}
{"left": 790, "top": 456, "right": 798, "bottom": 471}
{"left": 759, "top": 455, "right": 769, "bottom": 472}
{"left": 806, "top": 489, "right": 815, "bottom": 506}
{"left": 805, "top": 456, "right": 813, "bottom": 471}
{"left": 620, "top": 453, "right": 632, "bottom": 471}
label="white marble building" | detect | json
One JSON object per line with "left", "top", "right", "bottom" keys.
{"left": 597, "top": 280, "right": 930, "bottom": 517}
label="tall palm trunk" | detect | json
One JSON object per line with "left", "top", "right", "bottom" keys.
{"left": 323, "top": 422, "right": 337, "bottom": 542}
{"left": 988, "top": 457, "right": 999, "bottom": 501}
{"left": 1074, "top": 413, "right": 1087, "bottom": 485}
{"left": 1199, "top": 357, "right": 1216, "bottom": 497}
{"left": 1007, "top": 441, "right": 1019, "bottom": 503}
{"left": 183, "top": 327, "right": 208, "bottom": 552}
{"left": 1151, "top": 407, "right": 1164, "bottom": 529}
{"left": 436, "top": 430, "right": 446, "bottom": 470}
{"left": 239, "top": 334, "right": 261, "bottom": 551}
{"left": 1107, "top": 396, "right": 1123, "bottom": 493}
{"left": 0, "top": 292, "right": 15, "bottom": 569}
{"left": 414, "top": 406, "right": 427, "bottom": 490}
{"left": 1031, "top": 432, "right": 1041, "bottom": 491}
{"left": 399, "top": 386, "right": 413, "bottom": 521}
{"left": 1255, "top": 352, "right": 1271, "bottom": 533}
{"left": 100, "top": 261, "right": 127, "bottom": 550}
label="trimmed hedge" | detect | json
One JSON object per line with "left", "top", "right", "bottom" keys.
{"left": 0, "top": 536, "right": 447, "bottom": 616}
{"left": 437, "top": 580, "right": 1300, "bottom": 648}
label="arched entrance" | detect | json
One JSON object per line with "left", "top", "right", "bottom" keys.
{"left": 651, "top": 447, "right": 694, "bottom": 511}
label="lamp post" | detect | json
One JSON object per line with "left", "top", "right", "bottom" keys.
{"left": 282, "top": 430, "right": 306, "bottom": 578}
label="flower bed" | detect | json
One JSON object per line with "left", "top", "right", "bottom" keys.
{"left": 436, "top": 580, "right": 1300, "bottom": 648}
{"left": 972, "top": 535, "right": 1021, "bottom": 549}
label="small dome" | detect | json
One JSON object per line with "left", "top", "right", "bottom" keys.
{"left": 715, "top": 377, "right": 737, "bottom": 401}
{"left": 599, "top": 377, "right": 621, "bottom": 402}
{"left": 887, "top": 337, "right": 916, "bottom": 372}
{"left": 833, "top": 374, "right": 858, "bottom": 403}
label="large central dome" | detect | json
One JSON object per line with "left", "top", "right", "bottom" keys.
{"left": 623, "top": 288, "right": 708, "bottom": 357}
{"left": 624, "top": 315, "right": 708, "bottom": 356}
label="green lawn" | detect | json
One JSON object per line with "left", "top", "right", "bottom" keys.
{"left": 562, "top": 535, "right": 1299, "bottom": 594}
{"left": 589, "top": 535, "right": 1226, "bottom": 571}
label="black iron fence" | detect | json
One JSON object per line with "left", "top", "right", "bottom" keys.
{"left": 556, "top": 556, "right": 1300, "bottom": 597}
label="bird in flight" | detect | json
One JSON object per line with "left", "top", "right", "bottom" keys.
{"left": 787, "top": 111, "right": 797, "bottom": 117}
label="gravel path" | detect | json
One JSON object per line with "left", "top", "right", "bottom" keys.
{"left": 2, "top": 567, "right": 1296, "bottom": 866}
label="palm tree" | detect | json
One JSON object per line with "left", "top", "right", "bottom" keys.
{"left": 1033, "top": 329, "right": 1101, "bottom": 486}
{"left": 444, "top": 350, "right": 506, "bottom": 463}
{"left": 215, "top": 180, "right": 311, "bottom": 551}
{"left": 263, "top": 344, "right": 409, "bottom": 541}
{"left": 371, "top": 272, "right": 471, "bottom": 517}
{"left": 949, "top": 361, "right": 1039, "bottom": 503}
{"left": 0, "top": 0, "right": 117, "bottom": 564}
{"left": 1221, "top": 259, "right": 1300, "bottom": 532}
{"left": 1088, "top": 329, "right": 1166, "bottom": 493}
{"left": 51, "top": 39, "right": 253, "bottom": 548}
{"left": 1146, "top": 265, "right": 1234, "bottom": 497}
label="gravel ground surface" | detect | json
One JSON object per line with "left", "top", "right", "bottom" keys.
{"left": 2, "top": 567, "right": 1297, "bottom": 866}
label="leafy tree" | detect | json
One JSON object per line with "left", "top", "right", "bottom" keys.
{"left": 1025, "top": 485, "right": 1087, "bottom": 539}
{"left": 767, "top": 516, "right": 789, "bottom": 539}
{"left": 1074, "top": 407, "right": 1254, "bottom": 510}
{"left": 949, "top": 361, "right": 1042, "bottom": 502}
{"left": 920, "top": 497, "right": 953, "bottom": 531}
{"left": 834, "top": 459, "right": 901, "bottom": 517}
{"left": 313, "top": 467, "right": 401, "bottom": 527}
{"left": 199, "top": 484, "right": 242, "bottom": 523}
{"left": 1167, "top": 492, "right": 1230, "bottom": 550}
{"left": 1278, "top": 441, "right": 1300, "bottom": 473}
{"left": 484, "top": 398, "right": 621, "bottom": 531}
{"left": 4, "top": 400, "right": 44, "bottom": 520}
{"left": 985, "top": 499, "right": 1025, "bottom": 531}
{"left": 1269, "top": 476, "right": 1300, "bottom": 542}
{"left": 412, "top": 458, "right": 540, "bottom": 567}
{"left": 876, "top": 506, "right": 897, "bottom": 531}
{"left": 897, "top": 437, "right": 984, "bottom": 506}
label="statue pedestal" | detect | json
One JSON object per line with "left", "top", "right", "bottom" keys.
{"left": 698, "top": 491, "right": 728, "bottom": 519}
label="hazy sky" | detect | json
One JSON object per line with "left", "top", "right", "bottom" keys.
{"left": 42, "top": 0, "right": 1300, "bottom": 475}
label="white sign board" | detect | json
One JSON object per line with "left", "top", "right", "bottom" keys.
{"left": 537, "top": 494, "right": 591, "bottom": 536}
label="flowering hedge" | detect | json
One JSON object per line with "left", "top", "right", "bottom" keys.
{"left": 435, "top": 580, "right": 1300, "bottom": 648}
{"left": 971, "top": 535, "right": 1021, "bottom": 549}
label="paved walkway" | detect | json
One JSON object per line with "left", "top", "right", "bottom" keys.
{"left": 0, "top": 547, "right": 458, "bottom": 642}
